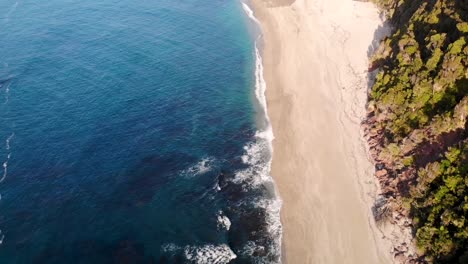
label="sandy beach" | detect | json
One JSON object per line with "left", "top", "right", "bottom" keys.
{"left": 249, "top": 0, "right": 393, "bottom": 263}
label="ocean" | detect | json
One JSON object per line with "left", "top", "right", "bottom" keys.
{"left": 0, "top": 0, "right": 281, "bottom": 263}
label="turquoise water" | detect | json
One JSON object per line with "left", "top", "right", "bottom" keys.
{"left": 0, "top": 0, "right": 280, "bottom": 263}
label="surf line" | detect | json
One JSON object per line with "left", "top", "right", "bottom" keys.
{"left": 241, "top": 1, "right": 283, "bottom": 262}
{"left": 241, "top": 1, "right": 261, "bottom": 25}
{"left": 240, "top": 0, "right": 272, "bottom": 140}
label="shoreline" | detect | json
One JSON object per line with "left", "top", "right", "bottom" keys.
{"left": 249, "top": 0, "right": 394, "bottom": 263}
{"left": 241, "top": 2, "right": 283, "bottom": 262}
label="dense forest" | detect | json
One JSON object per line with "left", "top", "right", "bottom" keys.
{"left": 366, "top": 0, "right": 468, "bottom": 263}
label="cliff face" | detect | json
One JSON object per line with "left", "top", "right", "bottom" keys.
{"left": 365, "top": 0, "right": 468, "bottom": 263}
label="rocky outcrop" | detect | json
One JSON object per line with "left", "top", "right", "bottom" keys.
{"left": 363, "top": 110, "right": 423, "bottom": 264}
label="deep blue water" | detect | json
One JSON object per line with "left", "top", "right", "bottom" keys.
{"left": 0, "top": 0, "right": 280, "bottom": 263}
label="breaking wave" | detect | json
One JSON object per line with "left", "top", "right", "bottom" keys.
{"left": 241, "top": 2, "right": 260, "bottom": 25}
{"left": 231, "top": 3, "right": 283, "bottom": 261}
{"left": 246, "top": 2, "right": 282, "bottom": 259}
{"left": 161, "top": 243, "right": 237, "bottom": 264}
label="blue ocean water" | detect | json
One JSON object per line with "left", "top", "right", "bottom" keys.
{"left": 0, "top": 0, "right": 280, "bottom": 263}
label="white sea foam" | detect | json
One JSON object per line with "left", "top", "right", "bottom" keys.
{"left": 234, "top": 6, "right": 283, "bottom": 257}
{"left": 233, "top": 197, "right": 282, "bottom": 263}
{"left": 216, "top": 211, "right": 231, "bottom": 231}
{"left": 232, "top": 45, "right": 275, "bottom": 189}
{"left": 162, "top": 243, "right": 237, "bottom": 264}
{"left": 254, "top": 46, "right": 271, "bottom": 123}
{"left": 182, "top": 157, "right": 215, "bottom": 177}
{"left": 0, "top": 133, "right": 14, "bottom": 183}
{"left": 226, "top": 39, "right": 282, "bottom": 262}
{"left": 1, "top": 161, "right": 8, "bottom": 183}
{"left": 184, "top": 244, "right": 237, "bottom": 264}
{"left": 241, "top": 2, "right": 260, "bottom": 25}
{"left": 233, "top": 139, "right": 272, "bottom": 188}
{"left": 253, "top": 198, "right": 282, "bottom": 239}
{"left": 0, "top": 152, "right": 11, "bottom": 183}
{"left": 6, "top": 133, "right": 14, "bottom": 151}
{"left": 1, "top": 153, "right": 11, "bottom": 183}
{"left": 161, "top": 243, "right": 180, "bottom": 253}
{"left": 239, "top": 241, "right": 265, "bottom": 257}
{"left": 230, "top": 45, "right": 276, "bottom": 190}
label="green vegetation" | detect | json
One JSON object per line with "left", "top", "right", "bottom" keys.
{"left": 411, "top": 143, "right": 468, "bottom": 262}
{"left": 369, "top": 0, "right": 468, "bottom": 263}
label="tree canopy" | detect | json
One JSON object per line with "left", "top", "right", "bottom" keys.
{"left": 369, "top": 0, "right": 468, "bottom": 262}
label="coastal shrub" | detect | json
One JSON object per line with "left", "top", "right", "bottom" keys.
{"left": 457, "top": 22, "right": 468, "bottom": 33}
{"left": 411, "top": 144, "right": 468, "bottom": 262}
{"left": 369, "top": 0, "right": 468, "bottom": 262}
{"left": 426, "top": 48, "right": 443, "bottom": 71}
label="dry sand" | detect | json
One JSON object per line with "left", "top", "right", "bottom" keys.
{"left": 249, "top": 0, "right": 393, "bottom": 263}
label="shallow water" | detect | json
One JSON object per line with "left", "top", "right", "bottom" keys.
{"left": 0, "top": 0, "right": 280, "bottom": 263}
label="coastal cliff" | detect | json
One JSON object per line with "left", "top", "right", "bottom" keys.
{"left": 365, "top": 0, "right": 468, "bottom": 263}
